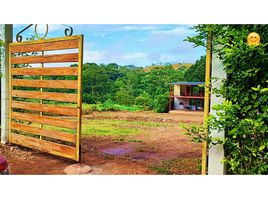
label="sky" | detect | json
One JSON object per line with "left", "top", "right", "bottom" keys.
{"left": 13, "top": 24, "right": 205, "bottom": 67}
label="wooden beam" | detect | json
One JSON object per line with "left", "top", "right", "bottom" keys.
{"left": 11, "top": 53, "right": 78, "bottom": 64}
{"left": 12, "top": 112, "right": 77, "bottom": 130}
{"left": 10, "top": 133, "right": 77, "bottom": 160}
{"left": 11, "top": 79, "right": 78, "bottom": 89}
{"left": 10, "top": 35, "right": 82, "bottom": 46}
{"left": 76, "top": 35, "right": 83, "bottom": 162}
{"left": 11, "top": 122, "right": 76, "bottom": 143}
{"left": 12, "top": 101, "right": 77, "bottom": 116}
{"left": 11, "top": 67, "right": 78, "bottom": 76}
{"left": 11, "top": 90, "right": 77, "bottom": 102}
{"left": 10, "top": 39, "right": 79, "bottom": 53}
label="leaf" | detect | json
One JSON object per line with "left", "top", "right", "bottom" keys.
{"left": 259, "top": 145, "right": 265, "bottom": 151}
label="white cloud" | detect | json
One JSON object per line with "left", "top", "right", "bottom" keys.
{"left": 35, "top": 24, "right": 62, "bottom": 33}
{"left": 151, "top": 26, "right": 193, "bottom": 36}
{"left": 13, "top": 24, "right": 64, "bottom": 40}
{"left": 158, "top": 53, "right": 180, "bottom": 62}
{"left": 123, "top": 52, "right": 147, "bottom": 59}
{"left": 120, "top": 25, "right": 160, "bottom": 31}
{"left": 84, "top": 50, "right": 106, "bottom": 63}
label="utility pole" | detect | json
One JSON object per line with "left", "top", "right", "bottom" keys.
{"left": 0, "top": 24, "right": 13, "bottom": 144}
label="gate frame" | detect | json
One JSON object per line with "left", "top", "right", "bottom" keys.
{"left": 8, "top": 34, "right": 83, "bottom": 162}
{"left": 1, "top": 24, "right": 13, "bottom": 144}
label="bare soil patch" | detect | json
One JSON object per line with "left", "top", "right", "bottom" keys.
{"left": 0, "top": 111, "right": 203, "bottom": 175}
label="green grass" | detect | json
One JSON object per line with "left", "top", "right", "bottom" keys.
{"left": 32, "top": 117, "right": 169, "bottom": 137}
{"left": 128, "top": 139, "right": 143, "bottom": 143}
{"left": 40, "top": 124, "right": 76, "bottom": 134}
{"left": 149, "top": 158, "right": 202, "bottom": 175}
{"left": 82, "top": 119, "right": 168, "bottom": 136}
{"left": 82, "top": 102, "right": 144, "bottom": 114}
{"left": 82, "top": 119, "right": 138, "bottom": 136}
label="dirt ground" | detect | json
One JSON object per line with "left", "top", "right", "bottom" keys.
{"left": 0, "top": 110, "right": 203, "bottom": 175}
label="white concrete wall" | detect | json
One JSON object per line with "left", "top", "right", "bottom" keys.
{"left": 174, "top": 85, "right": 180, "bottom": 96}
{"left": 208, "top": 51, "right": 226, "bottom": 175}
{"left": 174, "top": 98, "right": 188, "bottom": 109}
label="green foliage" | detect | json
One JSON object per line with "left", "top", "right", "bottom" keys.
{"left": 187, "top": 25, "right": 268, "bottom": 174}
{"left": 82, "top": 102, "right": 143, "bottom": 114}
{"left": 115, "top": 87, "right": 134, "bottom": 106}
{"left": 134, "top": 92, "right": 151, "bottom": 110}
{"left": 181, "top": 123, "right": 208, "bottom": 144}
{"left": 153, "top": 93, "right": 169, "bottom": 113}
{"left": 184, "top": 56, "right": 205, "bottom": 82}
{"left": 81, "top": 61, "right": 202, "bottom": 113}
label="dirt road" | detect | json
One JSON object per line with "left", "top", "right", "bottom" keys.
{"left": 0, "top": 111, "right": 203, "bottom": 175}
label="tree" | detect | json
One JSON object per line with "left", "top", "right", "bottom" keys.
{"left": 184, "top": 56, "right": 205, "bottom": 82}
{"left": 186, "top": 25, "right": 268, "bottom": 174}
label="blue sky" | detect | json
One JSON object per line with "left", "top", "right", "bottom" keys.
{"left": 13, "top": 24, "right": 205, "bottom": 67}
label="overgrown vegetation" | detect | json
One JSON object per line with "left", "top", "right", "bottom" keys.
{"left": 186, "top": 25, "right": 268, "bottom": 174}
{"left": 82, "top": 102, "right": 143, "bottom": 114}
{"left": 82, "top": 58, "right": 205, "bottom": 113}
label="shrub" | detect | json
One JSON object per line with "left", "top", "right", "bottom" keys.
{"left": 153, "top": 94, "right": 169, "bottom": 113}
{"left": 186, "top": 25, "right": 268, "bottom": 174}
{"left": 82, "top": 102, "right": 143, "bottom": 113}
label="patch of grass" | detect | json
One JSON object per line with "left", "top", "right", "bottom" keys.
{"left": 127, "top": 121, "right": 165, "bottom": 127}
{"left": 128, "top": 139, "right": 143, "bottom": 143}
{"left": 149, "top": 158, "right": 202, "bottom": 175}
{"left": 82, "top": 102, "right": 144, "bottom": 114}
{"left": 30, "top": 117, "right": 168, "bottom": 138}
{"left": 103, "top": 153, "right": 115, "bottom": 160}
{"left": 31, "top": 124, "right": 75, "bottom": 134}
{"left": 150, "top": 166, "right": 173, "bottom": 175}
{"left": 115, "top": 138, "right": 125, "bottom": 142}
{"left": 82, "top": 119, "right": 138, "bottom": 136}
{"left": 82, "top": 119, "right": 168, "bottom": 137}
{"left": 136, "top": 146, "right": 145, "bottom": 152}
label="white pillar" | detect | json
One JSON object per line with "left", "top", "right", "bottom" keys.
{"left": 208, "top": 51, "right": 226, "bottom": 175}
{"left": 1, "top": 24, "right": 13, "bottom": 144}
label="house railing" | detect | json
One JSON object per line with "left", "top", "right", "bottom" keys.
{"left": 180, "top": 92, "right": 204, "bottom": 97}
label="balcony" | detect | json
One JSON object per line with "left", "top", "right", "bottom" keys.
{"left": 180, "top": 92, "right": 204, "bottom": 97}
{"left": 170, "top": 92, "right": 204, "bottom": 99}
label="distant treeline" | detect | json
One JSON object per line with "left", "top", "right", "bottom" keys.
{"left": 82, "top": 55, "right": 205, "bottom": 112}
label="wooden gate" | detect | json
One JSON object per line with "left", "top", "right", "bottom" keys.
{"left": 8, "top": 35, "right": 83, "bottom": 161}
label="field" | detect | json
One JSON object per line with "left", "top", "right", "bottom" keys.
{"left": 0, "top": 111, "right": 203, "bottom": 175}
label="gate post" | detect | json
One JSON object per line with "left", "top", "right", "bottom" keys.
{"left": 207, "top": 49, "right": 226, "bottom": 175}
{"left": 0, "top": 24, "right": 13, "bottom": 144}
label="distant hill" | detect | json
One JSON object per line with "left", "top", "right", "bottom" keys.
{"left": 144, "top": 63, "right": 193, "bottom": 72}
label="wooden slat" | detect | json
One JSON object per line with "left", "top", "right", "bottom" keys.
{"left": 11, "top": 90, "right": 77, "bottom": 102}
{"left": 10, "top": 133, "right": 77, "bottom": 160}
{"left": 12, "top": 101, "right": 77, "bottom": 116}
{"left": 9, "top": 35, "right": 83, "bottom": 162}
{"left": 12, "top": 79, "right": 77, "bottom": 89}
{"left": 10, "top": 35, "right": 82, "bottom": 46}
{"left": 11, "top": 122, "right": 76, "bottom": 143}
{"left": 12, "top": 112, "right": 77, "bottom": 130}
{"left": 10, "top": 39, "right": 79, "bottom": 53}
{"left": 12, "top": 67, "right": 78, "bottom": 76}
{"left": 11, "top": 53, "right": 78, "bottom": 64}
